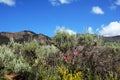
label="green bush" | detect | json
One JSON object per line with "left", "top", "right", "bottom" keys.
{"left": 77, "top": 34, "right": 103, "bottom": 46}
{"left": 9, "top": 55, "right": 31, "bottom": 73}
{"left": 0, "top": 45, "right": 15, "bottom": 69}
{"left": 36, "top": 45, "right": 59, "bottom": 59}
{"left": 52, "top": 29, "right": 76, "bottom": 53}
{"left": 0, "top": 45, "right": 30, "bottom": 75}
{"left": 20, "top": 40, "right": 40, "bottom": 65}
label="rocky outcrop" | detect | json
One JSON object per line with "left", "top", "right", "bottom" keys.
{"left": 0, "top": 30, "right": 51, "bottom": 45}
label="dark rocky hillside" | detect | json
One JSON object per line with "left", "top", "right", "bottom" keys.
{"left": 0, "top": 30, "right": 51, "bottom": 45}
{"left": 104, "top": 35, "right": 120, "bottom": 42}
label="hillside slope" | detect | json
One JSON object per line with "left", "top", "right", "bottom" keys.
{"left": 0, "top": 30, "right": 51, "bottom": 45}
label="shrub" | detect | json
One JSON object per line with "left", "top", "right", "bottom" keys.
{"left": 0, "top": 45, "right": 15, "bottom": 73}
{"left": 36, "top": 45, "right": 59, "bottom": 59}
{"left": 9, "top": 55, "right": 31, "bottom": 73}
{"left": 0, "top": 44, "right": 30, "bottom": 76}
{"left": 35, "top": 45, "right": 60, "bottom": 67}
{"left": 21, "top": 39, "right": 40, "bottom": 65}
{"left": 77, "top": 34, "right": 103, "bottom": 46}
{"left": 9, "top": 38, "right": 23, "bottom": 54}
{"left": 52, "top": 29, "right": 76, "bottom": 53}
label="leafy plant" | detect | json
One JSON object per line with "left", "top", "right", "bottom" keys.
{"left": 0, "top": 46, "right": 31, "bottom": 80}
{"left": 77, "top": 34, "right": 103, "bottom": 46}
{"left": 52, "top": 28, "right": 76, "bottom": 53}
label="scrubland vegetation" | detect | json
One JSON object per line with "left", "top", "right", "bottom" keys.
{"left": 0, "top": 29, "right": 120, "bottom": 80}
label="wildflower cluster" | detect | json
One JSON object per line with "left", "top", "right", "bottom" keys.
{"left": 57, "top": 66, "right": 82, "bottom": 80}
{"left": 63, "top": 48, "right": 80, "bottom": 65}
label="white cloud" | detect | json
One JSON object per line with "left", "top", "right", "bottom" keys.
{"left": 92, "top": 6, "right": 104, "bottom": 15}
{"left": 99, "top": 21, "right": 120, "bottom": 37}
{"left": 49, "top": 0, "right": 75, "bottom": 6}
{"left": 115, "top": 0, "right": 120, "bottom": 5}
{"left": 87, "top": 27, "right": 94, "bottom": 34}
{"left": 59, "top": 0, "right": 71, "bottom": 4}
{"left": 0, "top": 0, "right": 15, "bottom": 6}
{"left": 55, "top": 26, "right": 76, "bottom": 35}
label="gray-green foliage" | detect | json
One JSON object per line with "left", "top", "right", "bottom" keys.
{"left": 104, "top": 42, "right": 120, "bottom": 53}
{"left": 9, "top": 55, "right": 31, "bottom": 73}
{"left": 20, "top": 39, "right": 59, "bottom": 65}
{"left": 21, "top": 39, "right": 39, "bottom": 53}
{"left": 77, "top": 34, "right": 103, "bottom": 46}
{"left": 52, "top": 29, "right": 76, "bottom": 53}
{"left": 105, "top": 42, "right": 120, "bottom": 48}
{"left": 9, "top": 38, "right": 23, "bottom": 54}
{"left": 20, "top": 39, "right": 40, "bottom": 64}
{"left": 36, "top": 45, "right": 59, "bottom": 59}
{"left": 0, "top": 38, "right": 60, "bottom": 79}
{"left": 0, "top": 45, "right": 30, "bottom": 74}
{"left": 0, "top": 45, "right": 15, "bottom": 68}
{"left": 34, "top": 45, "right": 59, "bottom": 67}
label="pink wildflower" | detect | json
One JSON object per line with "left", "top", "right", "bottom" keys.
{"left": 63, "top": 56, "right": 67, "bottom": 59}
{"left": 63, "top": 56, "right": 68, "bottom": 63}
{"left": 74, "top": 51, "right": 79, "bottom": 55}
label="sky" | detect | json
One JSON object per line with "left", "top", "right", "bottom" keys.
{"left": 0, "top": 0, "right": 120, "bottom": 37}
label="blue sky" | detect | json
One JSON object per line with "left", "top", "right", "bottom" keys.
{"left": 0, "top": 0, "right": 120, "bottom": 37}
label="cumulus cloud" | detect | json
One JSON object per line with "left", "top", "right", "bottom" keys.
{"left": 99, "top": 21, "right": 120, "bottom": 37}
{"left": 92, "top": 6, "right": 104, "bottom": 15}
{"left": 49, "top": 0, "right": 76, "bottom": 6}
{"left": 0, "top": 0, "right": 15, "bottom": 6}
{"left": 115, "top": 0, "right": 120, "bottom": 5}
{"left": 55, "top": 26, "right": 76, "bottom": 35}
{"left": 87, "top": 27, "right": 94, "bottom": 34}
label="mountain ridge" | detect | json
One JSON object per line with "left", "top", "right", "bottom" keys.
{"left": 0, "top": 30, "right": 120, "bottom": 44}
{"left": 0, "top": 30, "right": 51, "bottom": 45}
